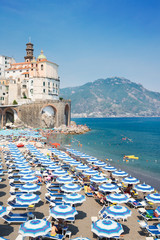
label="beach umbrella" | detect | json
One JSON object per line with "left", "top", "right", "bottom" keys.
{"left": 16, "top": 193, "right": 40, "bottom": 205}
{"left": 145, "top": 193, "right": 160, "bottom": 203}
{"left": 102, "top": 165, "right": 117, "bottom": 172}
{"left": 155, "top": 206, "right": 160, "bottom": 215}
{"left": 19, "top": 169, "right": 35, "bottom": 175}
{"left": 20, "top": 174, "right": 38, "bottom": 183}
{"left": 56, "top": 175, "right": 74, "bottom": 184}
{"left": 46, "top": 165, "right": 61, "bottom": 171}
{"left": 63, "top": 193, "right": 86, "bottom": 205}
{"left": 15, "top": 164, "right": 30, "bottom": 170}
{"left": 134, "top": 183, "right": 154, "bottom": 193}
{"left": 69, "top": 161, "right": 81, "bottom": 166}
{"left": 0, "top": 206, "right": 7, "bottom": 217}
{"left": 86, "top": 157, "right": 99, "bottom": 163}
{"left": 61, "top": 183, "right": 82, "bottom": 193}
{"left": 50, "top": 205, "right": 78, "bottom": 219}
{"left": 91, "top": 219, "right": 123, "bottom": 238}
{"left": 76, "top": 164, "right": 90, "bottom": 171}
{"left": 99, "top": 183, "right": 119, "bottom": 192}
{"left": 112, "top": 170, "right": 128, "bottom": 177}
{"left": 19, "top": 183, "right": 41, "bottom": 193}
{"left": 90, "top": 175, "right": 107, "bottom": 183}
{"left": 19, "top": 219, "right": 51, "bottom": 238}
{"left": 0, "top": 237, "right": 9, "bottom": 240}
{"left": 53, "top": 170, "right": 68, "bottom": 176}
{"left": 122, "top": 176, "right": 139, "bottom": 185}
{"left": 83, "top": 169, "right": 99, "bottom": 176}
{"left": 106, "top": 193, "right": 129, "bottom": 204}
{"left": 93, "top": 161, "right": 107, "bottom": 167}
{"left": 105, "top": 205, "right": 132, "bottom": 220}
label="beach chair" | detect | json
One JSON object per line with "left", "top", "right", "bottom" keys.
{"left": 146, "top": 225, "right": 160, "bottom": 237}
{"left": 8, "top": 200, "right": 29, "bottom": 209}
{"left": 2, "top": 212, "right": 28, "bottom": 224}
{"left": 139, "top": 209, "right": 160, "bottom": 221}
{"left": 42, "top": 233, "right": 64, "bottom": 239}
{"left": 98, "top": 205, "right": 107, "bottom": 219}
{"left": 127, "top": 198, "right": 147, "bottom": 208}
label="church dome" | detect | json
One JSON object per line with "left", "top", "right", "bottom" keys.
{"left": 37, "top": 50, "right": 47, "bottom": 60}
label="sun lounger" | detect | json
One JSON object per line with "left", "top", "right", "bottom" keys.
{"left": 98, "top": 205, "right": 107, "bottom": 218}
{"left": 146, "top": 225, "right": 160, "bottom": 237}
{"left": 8, "top": 200, "right": 29, "bottom": 209}
{"left": 2, "top": 212, "right": 28, "bottom": 224}
{"left": 128, "top": 198, "right": 147, "bottom": 208}
{"left": 42, "top": 233, "right": 64, "bottom": 239}
{"left": 139, "top": 209, "right": 160, "bottom": 221}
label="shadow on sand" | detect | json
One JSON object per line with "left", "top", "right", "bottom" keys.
{"left": 0, "top": 224, "right": 14, "bottom": 237}
{"left": 75, "top": 210, "right": 87, "bottom": 220}
{"left": 0, "top": 184, "right": 7, "bottom": 189}
{"left": 68, "top": 224, "right": 79, "bottom": 236}
{"left": 0, "top": 191, "right": 6, "bottom": 197}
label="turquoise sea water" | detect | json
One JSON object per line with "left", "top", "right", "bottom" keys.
{"left": 51, "top": 118, "right": 160, "bottom": 190}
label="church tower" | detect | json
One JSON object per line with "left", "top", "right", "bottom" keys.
{"left": 24, "top": 42, "right": 34, "bottom": 62}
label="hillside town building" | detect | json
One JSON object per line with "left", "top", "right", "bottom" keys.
{"left": 0, "top": 42, "right": 70, "bottom": 128}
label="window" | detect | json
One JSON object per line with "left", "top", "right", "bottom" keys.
{"left": 48, "top": 82, "right": 50, "bottom": 86}
{"left": 5, "top": 61, "right": 7, "bottom": 64}
{"left": 31, "top": 80, "right": 33, "bottom": 86}
{"left": 7, "top": 71, "right": 9, "bottom": 73}
{"left": 30, "top": 89, "right": 33, "bottom": 94}
{"left": 13, "top": 71, "right": 15, "bottom": 73}
{"left": 3, "top": 81, "right": 4, "bottom": 84}
{"left": 43, "top": 89, "right": 45, "bottom": 93}
{"left": 0, "top": 73, "right": 1, "bottom": 75}
{"left": 41, "top": 64, "right": 43, "bottom": 70}
{"left": 20, "top": 70, "right": 22, "bottom": 72}
{"left": 43, "top": 82, "right": 45, "bottom": 86}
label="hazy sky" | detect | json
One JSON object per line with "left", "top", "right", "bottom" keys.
{"left": 0, "top": 0, "right": 160, "bottom": 91}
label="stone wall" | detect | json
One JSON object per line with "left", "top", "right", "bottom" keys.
{"left": 18, "top": 100, "right": 71, "bottom": 128}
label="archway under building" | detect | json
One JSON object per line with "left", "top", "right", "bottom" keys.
{"left": 40, "top": 105, "right": 57, "bottom": 128}
{"left": 64, "top": 104, "right": 70, "bottom": 126}
{"left": 3, "top": 108, "right": 18, "bottom": 127}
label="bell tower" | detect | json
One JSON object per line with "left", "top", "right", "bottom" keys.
{"left": 24, "top": 42, "right": 34, "bottom": 62}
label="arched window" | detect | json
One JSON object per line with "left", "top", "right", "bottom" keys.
{"left": 41, "top": 64, "right": 43, "bottom": 70}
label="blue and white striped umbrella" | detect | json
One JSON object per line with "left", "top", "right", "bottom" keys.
{"left": 76, "top": 164, "right": 90, "bottom": 171}
{"left": 56, "top": 175, "right": 74, "bottom": 184}
{"left": 134, "top": 183, "right": 154, "bottom": 193}
{"left": 90, "top": 175, "right": 107, "bottom": 183}
{"left": 50, "top": 205, "right": 78, "bottom": 219}
{"left": 102, "top": 165, "right": 117, "bottom": 172}
{"left": 106, "top": 193, "right": 129, "bottom": 204}
{"left": 15, "top": 164, "right": 30, "bottom": 170}
{"left": 83, "top": 170, "right": 99, "bottom": 176}
{"left": 86, "top": 157, "right": 99, "bottom": 163}
{"left": 69, "top": 161, "right": 81, "bottom": 166}
{"left": 122, "top": 176, "right": 139, "bottom": 185}
{"left": 155, "top": 206, "right": 160, "bottom": 215}
{"left": 16, "top": 193, "right": 40, "bottom": 205}
{"left": 20, "top": 175, "right": 38, "bottom": 183}
{"left": 91, "top": 219, "right": 123, "bottom": 238}
{"left": 63, "top": 193, "right": 86, "bottom": 205}
{"left": 99, "top": 183, "right": 119, "bottom": 192}
{"left": 105, "top": 205, "right": 132, "bottom": 220}
{"left": 19, "top": 169, "right": 35, "bottom": 175}
{"left": 46, "top": 165, "right": 61, "bottom": 171}
{"left": 93, "top": 161, "right": 106, "bottom": 167}
{"left": 112, "top": 170, "right": 128, "bottom": 177}
{"left": 19, "top": 219, "right": 51, "bottom": 238}
{"left": 61, "top": 183, "right": 82, "bottom": 193}
{"left": 53, "top": 170, "right": 68, "bottom": 176}
{"left": 145, "top": 193, "right": 160, "bottom": 203}
{"left": 19, "top": 183, "right": 40, "bottom": 193}
{"left": 0, "top": 206, "right": 7, "bottom": 217}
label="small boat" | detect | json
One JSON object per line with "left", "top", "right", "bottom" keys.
{"left": 124, "top": 155, "right": 139, "bottom": 160}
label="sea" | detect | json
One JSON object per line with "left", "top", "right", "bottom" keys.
{"left": 50, "top": 117, "right": 160, "bottom": 191}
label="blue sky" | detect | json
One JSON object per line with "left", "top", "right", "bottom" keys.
{"left": 0, "top": 0, "right": 160, "bottom": 91}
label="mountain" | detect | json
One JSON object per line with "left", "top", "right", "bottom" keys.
{"left": 60, "top": 77, "right": 160, "bottom": 117}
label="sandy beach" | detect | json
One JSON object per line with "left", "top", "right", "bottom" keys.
{"left": 0, "top": 134, "right": 159, "bottom": 240}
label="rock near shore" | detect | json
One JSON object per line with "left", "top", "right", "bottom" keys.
{"left": 54, "top": 121, "right": 90, "bottom": 134}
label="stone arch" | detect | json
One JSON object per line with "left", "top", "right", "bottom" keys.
{"left": 3, "top": 107, "right": 18, "bottom": 127}
{"left": 64, "top": 104, "right": 70, "bottom": 126}
{"left": 40, "top": 104, "right": 57, "bottom": 128}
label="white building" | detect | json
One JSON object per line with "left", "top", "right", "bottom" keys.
{"left": 0, "top": 55, "right": 15, "bottom": 78}
{"left": 5, "top": 42, "right": 60, "bottom": 105}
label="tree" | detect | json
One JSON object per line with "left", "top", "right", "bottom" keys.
{"left": 13, "top": 100, "right": 18, "bottom": 105}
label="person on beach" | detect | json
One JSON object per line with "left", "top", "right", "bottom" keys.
{"left": 50, "top": 222, "right": 58, "bottom": 236}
